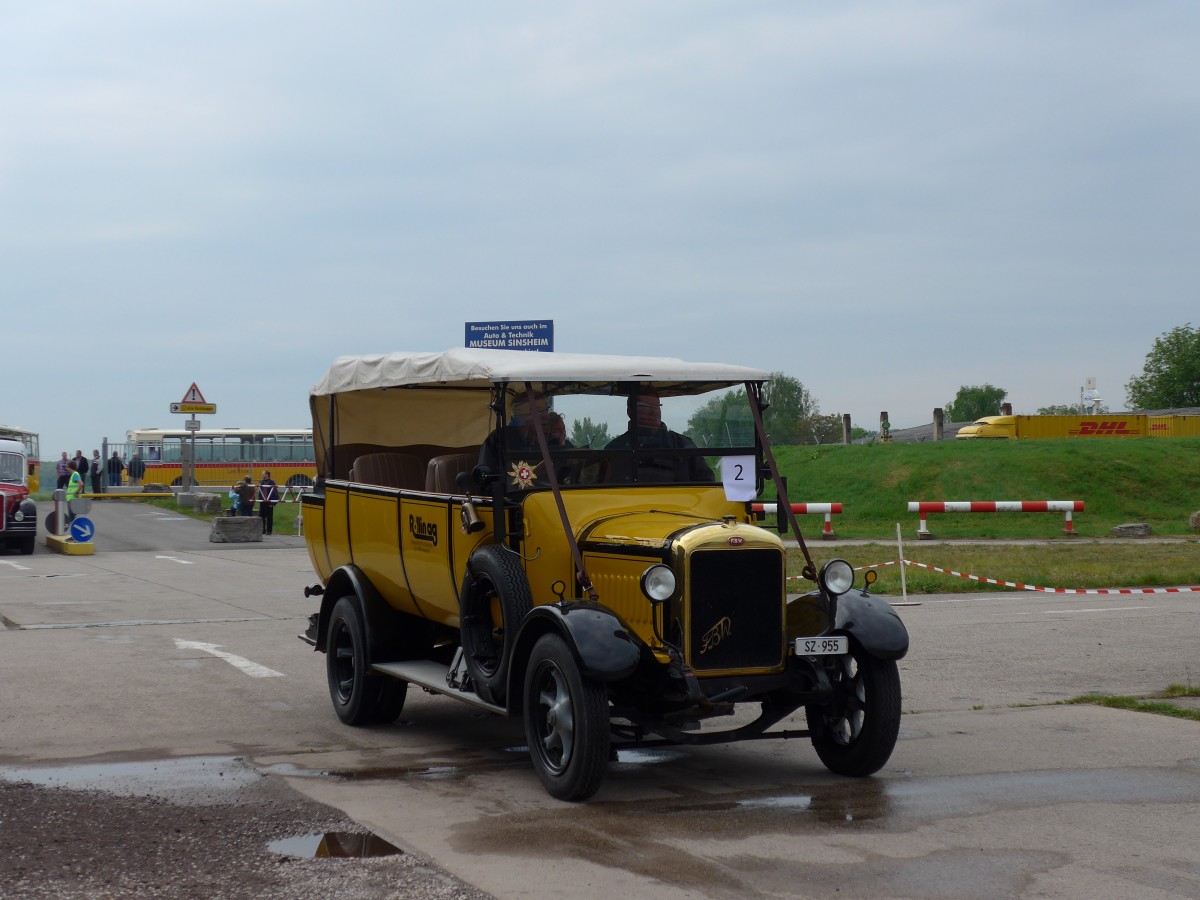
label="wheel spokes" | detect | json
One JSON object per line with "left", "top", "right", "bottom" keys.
{"left": 828, "top": 655, "right": 866, "bottom": 744}
{"left": 536, "top": 668, "right": 575, "bottom": 770}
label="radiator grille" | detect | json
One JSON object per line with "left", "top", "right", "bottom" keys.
{"left": 687, "top": 548, "right": 784, "bottom": 672}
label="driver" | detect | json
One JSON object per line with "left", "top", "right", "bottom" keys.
{"left": 606, "top": 389, "right": 713, "bottom": 482}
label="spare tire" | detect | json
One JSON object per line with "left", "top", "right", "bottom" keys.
{"left": 459, "top": 545, "right": 533, "bottom": 705}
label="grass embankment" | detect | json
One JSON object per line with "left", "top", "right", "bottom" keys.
{"left": 771, "top": 437, "right": 1200, "bottom": 593}
{"left": 772, "top": 436, "right": 1200, "bottom": 538}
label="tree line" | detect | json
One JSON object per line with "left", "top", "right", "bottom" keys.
{"left": 570, "top": 324, "right": 1200, "bottom": 445}
{"left": 946, "top": 323, "right": 1200, "bottom": 422}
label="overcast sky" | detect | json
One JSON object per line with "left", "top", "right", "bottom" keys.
{"left": 4, "top": 1, "right": 1197, "bottom": 459}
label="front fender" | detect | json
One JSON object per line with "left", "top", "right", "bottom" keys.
{"left": 507, "top": 602, "right": 643, "bottom": 710}
{"left": 834, "top": 591, "right": 909, "bottom": 661}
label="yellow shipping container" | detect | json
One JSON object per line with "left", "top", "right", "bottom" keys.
{"left": 958, "top": 415, "right": 1150, "bottom": 439}
{"left": 1147, "top": 415, "right": 1200, "bottom": 437}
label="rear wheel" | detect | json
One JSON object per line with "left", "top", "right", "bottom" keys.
{"left": 806, "top": 643, "right": 901, "bottom": 776}
{"left": 523, "top": 634, "right": 610, "bottom": 801}
{"left": 326, "top": 596, "right": 408, "bottom": 725}
{"left": 459, "top": 546, "right": 532, "bottom": 705}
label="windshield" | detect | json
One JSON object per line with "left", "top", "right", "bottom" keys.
{"left": 486, "top": 382, "right": 760, "bottom": 489}
{"left": 0, "top": 451, "right": 25, "bottom": 485}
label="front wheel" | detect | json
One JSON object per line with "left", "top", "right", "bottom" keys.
{"left": 326, "top": 596, "right": 408, "bottom": 725}
{"left": 806, "top": 643, "right": 901, "bottom": 777}
{"left": 459, "top": 546, "right": 532, "bottom": 705}
{"left": 523, "top": 634, "right": 610, "bottom": 801}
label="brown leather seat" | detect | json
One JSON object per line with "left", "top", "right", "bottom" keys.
{"left": 425, "top": 453, "right": 472, "bottom": 493}
{"left": 349, "top": 453, "right": 425, "bottom": 490}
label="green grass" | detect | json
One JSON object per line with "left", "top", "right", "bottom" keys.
{"left": 772, "top": 436, "right": 1200, "bottom": 538}
{"left": 1065, "top": 684, "right": 1200, "bottom": 722}
{"left": 786, "top": 542, "right": 1200, "bottom": 595}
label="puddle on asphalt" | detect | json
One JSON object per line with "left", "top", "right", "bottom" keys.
{"left": 612, "top": 747, "right": 689, "bottom": 766}
{"left": 268, "top": 831, "right": 403, "bottom": 859}
{"left": 0, "top": 755, "right": 261, "bottom": 803}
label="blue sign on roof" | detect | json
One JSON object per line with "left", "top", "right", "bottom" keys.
{"left": 465, "top": 320, "right": 554, "bottom": 352}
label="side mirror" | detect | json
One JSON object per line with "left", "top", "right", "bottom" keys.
{"left": 470, "top": 465, "right": 499, "bottom": 487}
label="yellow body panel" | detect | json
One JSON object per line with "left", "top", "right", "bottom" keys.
{"left": 304, "top": 480, "right": 772, "bottom": 646}
{"left": 304, "top": 484, "right": 497, "bottom": 626}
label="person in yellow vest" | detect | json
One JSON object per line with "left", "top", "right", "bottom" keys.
{"left": 65, "top": 458, "right": 86, "bottom": 526}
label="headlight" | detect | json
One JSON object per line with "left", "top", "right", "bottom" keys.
{"left": 640, "top": 564, "right": 676, "bottom": 603}
{"left": 12, "top": 509, "right": 23, "bottom": 522}
{"left": 818, "top": 559, "right": 855, "bottom": 596}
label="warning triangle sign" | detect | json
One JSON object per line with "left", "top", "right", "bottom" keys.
{"left": 181, "top": 383, "right": 207, "bottom": 404}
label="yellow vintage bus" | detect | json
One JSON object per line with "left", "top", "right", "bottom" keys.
{"left": 124, "top": 427, "right": 315, "bottom": 488}
{"left": 0, "top": 425, "right": 40, "bottom": 492}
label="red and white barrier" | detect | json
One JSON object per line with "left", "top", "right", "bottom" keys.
{"left": 752, "top": 502, "right": 843, "bottom": 539}
{"left": 908, "top": 500, "right": 1084, "bottom": 539}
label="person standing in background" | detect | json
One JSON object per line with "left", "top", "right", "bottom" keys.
{"left": 90, "top": 450, "right": 103, "bottom": 494}
{"left": 72, "top": 450, "right": 87, "bottom": 487}
{"left": 258, "top": 470, "right": 278, "bottom": 535}
{"left": 106, "top": 451, "right": 125, "bottom": 487}
{"left": 235, "top": 476, "right": 256, "bottom": 517}
{"left": 127, "top": 453, "right": 145, "bottom": 487}
{"left": 56, "top": 452, "right": 71, "bottom": 489}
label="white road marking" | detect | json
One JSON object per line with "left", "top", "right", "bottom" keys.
{"left": 1000, "top": 606, "right": 1155, "bottom": 615}
{"left": 0, "top": 561, "right": 31, "bottom": 570}
{"left": 155, "top": 555, "right": 194, "bottom": 564}
{"left": 1043, "top": 606, "right": 1154, "bottom": 614}
{"left": 173, "top": 639, "right": 285, "bottom": 678}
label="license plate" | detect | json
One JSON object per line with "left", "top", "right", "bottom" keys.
{"left": 795, "top": 636, "right": 848, "bottom": 656}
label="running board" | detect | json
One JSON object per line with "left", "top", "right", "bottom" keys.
{"left": 371, "top": 660, "right": 507, "bottom": 716}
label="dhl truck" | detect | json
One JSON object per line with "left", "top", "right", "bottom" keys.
{"left": 956, "top": 415, "right": 1200, "bottom": 439}
{"left": 298, "top": 349, "right": 909, "bottom": 801}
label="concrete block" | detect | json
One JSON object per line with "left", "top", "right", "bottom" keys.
{"left": 194, "top": 493, "right": 222, "bottom": 515}
{"left": 210, "top": 516, "right": 263, "bottom": 543}
{"left": 1110, "top": 523, "right": 1152, "bottom": 537}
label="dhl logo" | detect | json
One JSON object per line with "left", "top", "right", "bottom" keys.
{"left": 1067, "top": 420, "right": 1142, "bottom": 437}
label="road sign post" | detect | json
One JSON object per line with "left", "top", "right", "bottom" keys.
{"left": 170, "top": 384, "right": 216, "bottom": 493}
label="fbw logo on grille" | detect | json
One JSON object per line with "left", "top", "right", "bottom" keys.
{"left": 1067, "top": 420, "right": 1141, "bottom": 437}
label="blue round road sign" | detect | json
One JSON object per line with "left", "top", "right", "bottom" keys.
{"left": 70, "top": 516, "right": 95, "bottom": 543}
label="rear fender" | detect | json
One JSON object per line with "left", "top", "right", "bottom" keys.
{"left": 506, "top": 602, "right": 642, "bottom": 713}
{"left": 315, "top": 565, "right": 404, "bottom": 663}
{"left": 834, "top": 590, "right": 909, "bottom": 661}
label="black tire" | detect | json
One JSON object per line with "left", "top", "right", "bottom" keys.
{"left": 523, "top": 633, "right": 610, "bottom": 801}
{"left": 19, "top": 535, "right": 35, "bottom": 555}
{"left": 286, "top": 474, "right": 314, "bottom": 488}
{"left": 326, "top": 596, "right": 408, "bottom": 725}
{"left": 806, "top": 643, "right": 901, "bottom": 777}
{"left": 459, "top": 545, "right": 532, "bottom": 705}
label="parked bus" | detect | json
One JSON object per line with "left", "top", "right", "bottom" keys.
{"left": 124, "top": 428, "right": 315, "bottom": 488}
{"left": 0, "top": 425, "right": 40, "bottom": 492}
